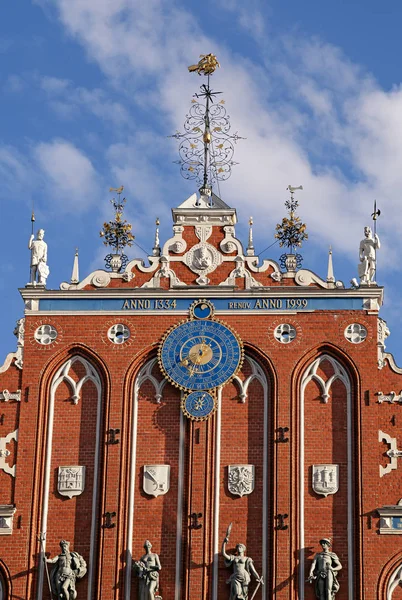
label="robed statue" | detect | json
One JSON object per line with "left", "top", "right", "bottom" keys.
{"left": 222, "top": 524, "right": 263, "bottom": 599}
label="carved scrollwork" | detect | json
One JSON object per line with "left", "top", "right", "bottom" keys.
{"left": 91, "top": 271, "right": 111, "bottom": 288}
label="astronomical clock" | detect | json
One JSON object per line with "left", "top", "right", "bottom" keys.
{"left": 158, "top": 300, "right": 244, "bottom": 420}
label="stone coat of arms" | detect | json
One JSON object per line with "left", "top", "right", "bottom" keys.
{"left": 228, "top": 465, "right": 255, "bottom": 497}
{"left": 143, "top": 465, "right": 170, "bottom": 497}
{"left": 312, "top": 464, "right": 339, "bottom": 497}
{"left": 58, "top": 466, "right": 86, "bottom": 499}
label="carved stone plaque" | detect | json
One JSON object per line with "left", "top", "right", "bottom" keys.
{"left": 312, "top": 464, "right": 339, "bottom": 497}
{"left": 58, "top": 466, "right": 86, "bottom": 499}
{"left": 228, "top": 465, "right": 255, "bottom": 497}
{"left": 143, "top": 465, "right": 170, "bottom": 497}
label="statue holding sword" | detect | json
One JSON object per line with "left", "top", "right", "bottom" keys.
{"left": 222, "top": 523, "right": 264, "bottom": 599}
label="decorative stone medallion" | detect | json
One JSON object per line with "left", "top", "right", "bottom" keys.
{"left": 58, "top": 466, "right": 86, "bottom": 499}
{"left": 34, "top": 324, "right": 58, "bottom": 345}
{"left": 184, "top": 242, "right": 223, "bottom": 276}
{"left": 228, "top": 465, "right": 255, "bottom": 497}
{"left": 344, "top": 323, "right": 367, "bottom": 344}
{"left": 312, "top": 464, "right": 339, "bottom": 497}
{"left": 274, "top": 323, "right": 297, "bottom": 344}
{"left": 143, "top": 465, "right": 170, "bottom": 497}
{"left": 107, "top": 323, "right": 130, "bottom": 344}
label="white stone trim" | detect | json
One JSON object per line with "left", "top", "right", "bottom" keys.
{"left": 0, "top": 353, "right": 17, "bottom": 374}
{"left": 212, "top": 357, "right": 268, "bottom": 599}
{"left": 125, "top": 358, "right": 175, "bottom": 600}
{"left": 212, "top": 387, "right": 222, "bottom": 600}
{"left": 299, "top": 355, "right": 353, "bottom": 599}
{"left": 174, "top": 403, "right": 185, "bottom": 600}
{"left": 21, "top": 287, "right": 384, "bottom": 302}
{"left": 37, "top": 357, "right": 102, "bottom": 600}
{"left": 387, "top": 563, "right": 402, "bottom": 599}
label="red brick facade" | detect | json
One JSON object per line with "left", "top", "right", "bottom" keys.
{"left": 0, "top": 194, "right": 401, "bottom": 599}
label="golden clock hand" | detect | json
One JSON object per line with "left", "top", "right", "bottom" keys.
{"left": 189, "top": 352, "right": 203, "bottom": 377}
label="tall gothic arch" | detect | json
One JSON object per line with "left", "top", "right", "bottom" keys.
{"left": 299, "top": 353, "right": 354, "bottom": 599}
{"left": 36, "top": 355, "right": 103, "bottom": 600}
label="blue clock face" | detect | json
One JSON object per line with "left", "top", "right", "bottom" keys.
{"left": 159, "top": 319, "right": 243, "bottom": 391}
{"left": 182, "top": 391, "right": 216, "bottom": 421}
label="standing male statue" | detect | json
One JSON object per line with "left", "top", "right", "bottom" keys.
{"left": 46, "top": 540, "right": 87, "bottom": 599}
{"left": 29, "top": 228, "right": 49, "bottom": 285}
{"left": 307, "top": 538, "right": 342, "bottom": 600}
{"left": 222, "top": 527, "right": 263, "bottom": 600}
{"left": 358, "top": 226, "right": 380, "bottom": 284}
{"left": 133, "top": 540, "right": 162, "bottom": 600}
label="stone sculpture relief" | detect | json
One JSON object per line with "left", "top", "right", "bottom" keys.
{"left": 222, "top": 523, "right": 263, "bottom": 599}
{"left": 58, "top": 466, "right": 86, "bottom": 499}
{"left": 0, "top": 428, "right": 18, "bottom": 477}
{"left": 312, "top": 465, "right": 339, "bottom": 497}
{"left": 133, "top": 540, "right": 161, "bottom": 600}
{"left": 357, "top": 226, "right": 380, "bottom": 285}
{"left": 143, "top": 465, "right": 170, "bottom": 497}
{"left": 228, "top": 465, "right": 255, "bottom": 497}
{"left": 307, "top": 538, "right": 342, "bottom": 600}
{"left": 184, "top": 242, "right": 222, "bottom": 284}
{"left": 29, "top": 229, "right": 49, "bottom": 286}
{"left": 46, "top": 540, "right": 87, "bottom": 600}
{"left": 379, "top": 430, "right": 402, "bottom": 477}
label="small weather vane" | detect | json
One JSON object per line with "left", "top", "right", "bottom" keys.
{"left": 170, "top": 53, "right": 243, "bottom": 197}
{"left": 275, "top": 185, "right": 308, "bottom": 270}
{"left": 100, "top": 187, "right": 135, "bottom": 272}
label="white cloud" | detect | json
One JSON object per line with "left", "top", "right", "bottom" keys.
{"left": 34, "top": 140, "right": 101, "bottom": 212}
{"left": 35, "top": 0, "right": 402, "bottom": 270}
{"left": 4, "top": 75, "right": 25, "bottom": 93}
{"left": 40, "top": 76, "right": 131, "bottom": 126}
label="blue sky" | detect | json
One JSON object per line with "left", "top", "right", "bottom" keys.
{"left": 1, "top": 0, "right": 402, "bottom": 363}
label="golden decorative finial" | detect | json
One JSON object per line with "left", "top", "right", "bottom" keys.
{"left": 188, "top": 54, "right": 220, "bottom": 76}
{"left": 249, "top": 216, "right": 253, "bottom": 226}
{"left": 109, "top": 186, "right": 124, "bottom": 194}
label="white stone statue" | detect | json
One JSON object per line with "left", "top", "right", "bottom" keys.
{"left": 29, "top": 228, "right": 49, "bottom": 285}
{"left": 46, "top": 540, "right": 87, "bottom": 600}
{"left": 307, "top": 538, "right": 342, "bottom": 600}
{"left": 357, "top": 226, "right": 380, "bottom": 285}
{"left": 222, "top": 529, "right": 263, "bottom": 600}
{"left": 133, "top": 540, "right": 161, "bottom": 600}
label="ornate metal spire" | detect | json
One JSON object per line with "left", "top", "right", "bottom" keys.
{"left": 275, "top": 185, "right": 308, "bottom": 272}
{"left": 170, "top": 54, "right": 243, "bottom": 199}
{"left": 100, "top": 186, "right": 135, "bottom": 272}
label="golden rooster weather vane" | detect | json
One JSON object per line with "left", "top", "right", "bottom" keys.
{"left": 188, "top": 54, "right": 220, "bottom": 76}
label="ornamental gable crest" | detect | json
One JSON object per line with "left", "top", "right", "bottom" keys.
{"left": 143, "top": 465, "right": 170, "bottom": 497}
{"left": 228, "top": 465, "right": 255, "bottom": 497}
{"left": 312, "top": 464, "right": 339, "bottom": 497}
{"left": 58, "top": 466, "right": 86, "bottom": 499}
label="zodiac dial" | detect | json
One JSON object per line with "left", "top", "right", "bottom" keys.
{"left": 158, "top": 318, "right": 243, "bottom": 392}
{"left": 181, "top": 391, "right": 216, "bottom": 421}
